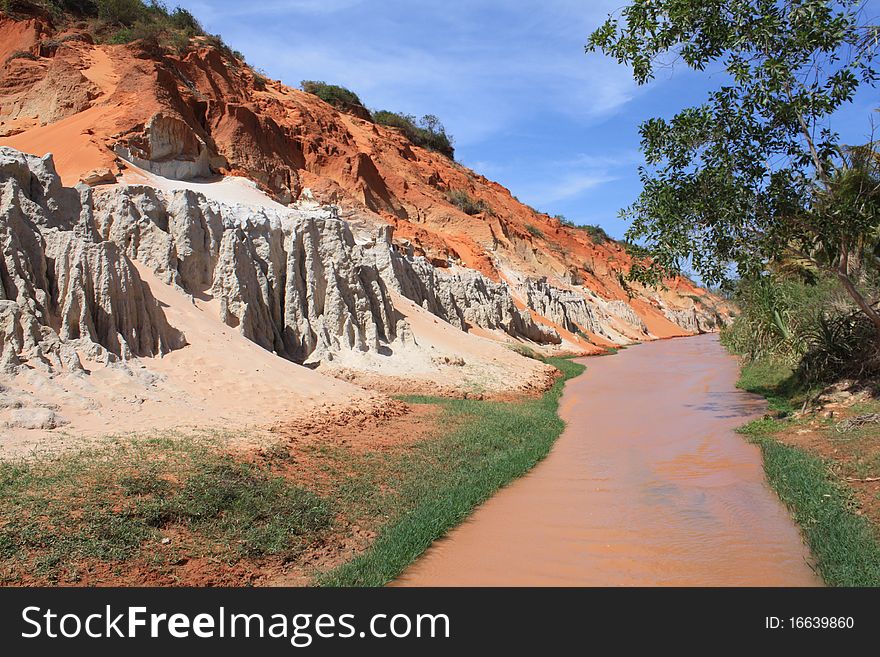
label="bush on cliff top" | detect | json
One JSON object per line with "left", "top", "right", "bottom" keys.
{"left": 300, "top": 80, "right": 371, "bottom": 118}
{"left": 372, "top": 111, "right": 455, "bottom": 160}
{"left": 3, "top": 0, "right": 223, "bottom": 56}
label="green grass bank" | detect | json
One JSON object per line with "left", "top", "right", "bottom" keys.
{"left": 0, "top": 357, "right": 585, "bottom": 586}
{"left": 735, "top": 361, "right": 880, "bottom": 586}
{"left": 321, "top": 356, "right": 584, "bottom": 586}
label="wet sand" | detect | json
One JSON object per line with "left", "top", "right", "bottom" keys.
{"left": 395, "top": 334, "right": 820, "bottom": 586}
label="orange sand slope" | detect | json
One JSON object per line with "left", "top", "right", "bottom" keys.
{"left": 0, "top": 10, "right": 729, "bottom": 354}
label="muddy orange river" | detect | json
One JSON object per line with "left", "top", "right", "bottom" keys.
{"left": 396, "top": 334, "right": 820, "bottom": 586}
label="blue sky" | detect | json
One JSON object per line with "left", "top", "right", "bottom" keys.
{"left": 177, "top": 0, "right": 879, "bottom": 240}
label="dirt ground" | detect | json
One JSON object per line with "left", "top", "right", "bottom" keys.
{"left": 771, "top": 398, "right": 880, "bottom": 540}
{"left": 2, "top": 399, "right": 442, "bottom": 588}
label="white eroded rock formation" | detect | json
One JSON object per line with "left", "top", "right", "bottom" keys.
{"left": 0, "top": 148, "right": 183, "bottom": 375}
{"left": 0, "top": 147, "right": 561, "bottom": 377}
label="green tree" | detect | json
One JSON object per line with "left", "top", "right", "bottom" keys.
{"left": 588, "top": 0, "right": 880, "bottom": 331}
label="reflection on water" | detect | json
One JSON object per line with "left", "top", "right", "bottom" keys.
{"left": 394, "top": 334, "right": 820, "bottom": 587}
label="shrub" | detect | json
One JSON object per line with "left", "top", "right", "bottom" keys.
{"left": 722, "top": 276, "right": 838, "bottom": 365}
{"left": 167, "top": 6, "right": 201, "bottom": 35}
{"left": 797, "top": 311, "right": 880, "bottom": 384}
{"left": 721, "top": 274, "right": 880, "bottom": 384}
{"left": 525, "top": 224, "right": 544, "bottom": 238}
{"left": 2, "top": 0, "right": 101, "bottom": 17}
{"left": 300, "top": 80, "right": 369, "bottom": 117}
{"left": 96, "top": 0, "right": 143, "bottom": 25}
{"left": 165, "top": 25, "right": 190, "bottom": 53}
{"left": 4, "top": 50, "right": 38, "bottom": 63}
{"left": 48, "top": 0, "right": 99, "bottom": 15}
{"left": 107, "top": 25, "right": 132, "bottom": 43}
{"left": 447, "top": 189, "right": 491, "bottom": 216}
{"left": 373, "top": 110, "right": 454, "bottom": 159}
{"left": 253, "top": 72, "right": 269, "bottom": 90}
{"left": 554, "top": 216, "right": 618, "bottom": 244}
{"left": 129, "top": 17, "right": 160, "bottom": 38}
{"left": 202, "top": 33, "right": 238, "bottom": 60}
{"left": 580, "top": 223, "right": 612, "bottom": 244}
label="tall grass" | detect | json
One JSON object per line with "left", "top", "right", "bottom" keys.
{"left": 300, "top": 81, "right": 369, "bottom": 117}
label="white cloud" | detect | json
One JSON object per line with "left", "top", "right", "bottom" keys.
{"left": 178, "top": 0, "right": 643, "bottom": 147}
{"left": 531, "top": 172, "right": 618, "bottom": 204}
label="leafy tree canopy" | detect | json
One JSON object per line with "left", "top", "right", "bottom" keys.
{"left": 588, "top": 0, "right": 880, "bottom": 329}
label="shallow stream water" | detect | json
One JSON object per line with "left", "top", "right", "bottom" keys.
{"left": 395, "top": 334, "right": 820, "bottom": 586}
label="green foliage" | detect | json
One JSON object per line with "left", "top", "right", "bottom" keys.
{"left": 722, "top": 275, "right": 837, "bottom": 363}
{"left": 507, "top": 343, "right": 546, "bottom": 362}
{"left": 525, "top": 223, "right": 544, "bottom": 238}
{"left": 721, "top": 274, "right": 879, "bottom": 384}
{"left": 555, "top": 215, "right": 619, "bottom": 244}
{"left": 300, "top": 80, "right": 369, "bottom": 117}
{"left": 96, "top": 0, "right": 143, "bottom": 25}
{"left": 373, "top": 110, "right": 455, "bottom": 159}
{"left": 580, "top": 223, "right": 612, "bottom": 244}
{"left": 797, "top": 309, "right": 880, "bottom": 384}
{"left": 447, "top": 189, "right": 492, "bottom": 215}
{"left": 252, "top": 71, "right": 269, "bottom": 90}
{"left": 2, "top": 0, "right": 98, "bottom": 17}
{"left": 107, "top": 26, "right": 131, "bottom": 43}
{"left": 22, "top": 0, "right": 217, "bottom": 55}
{"left": 588, "top": 1, "right": 880, "bottom": 331}
{"left": 555, "top": 214, "right": 575, "bottom": 227}
{"left": 201, "top": 33, "right": 240, "bottom": 61}
{"left": 320, "top": 357, "right": 585, "bottom": 586}
{"left": 167, "top": 6, "right": 200, "bottom": 35}
{"left": 735, "top": 358, "right": 805, "bottom": 414}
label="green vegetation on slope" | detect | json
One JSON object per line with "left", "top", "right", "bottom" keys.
{"left": 372, "top": 111, "right": 455, "bottom": 159}
{"left": 320, "top": 357, "right": 585, "bottom": 586}
{"left": 446, "top": 189, "right": 492, "bottom": 216}
{"left": 3, "top": 0, "right": 244, "bottom": 60}
{"left": 735, "top": 362, "right": 880, "bottom": 587}
{"left": 300, "top": 81, "right": 370, "bottom": 118}
{"left": 555, "top": 215, "right": 614, "bottom": 243}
